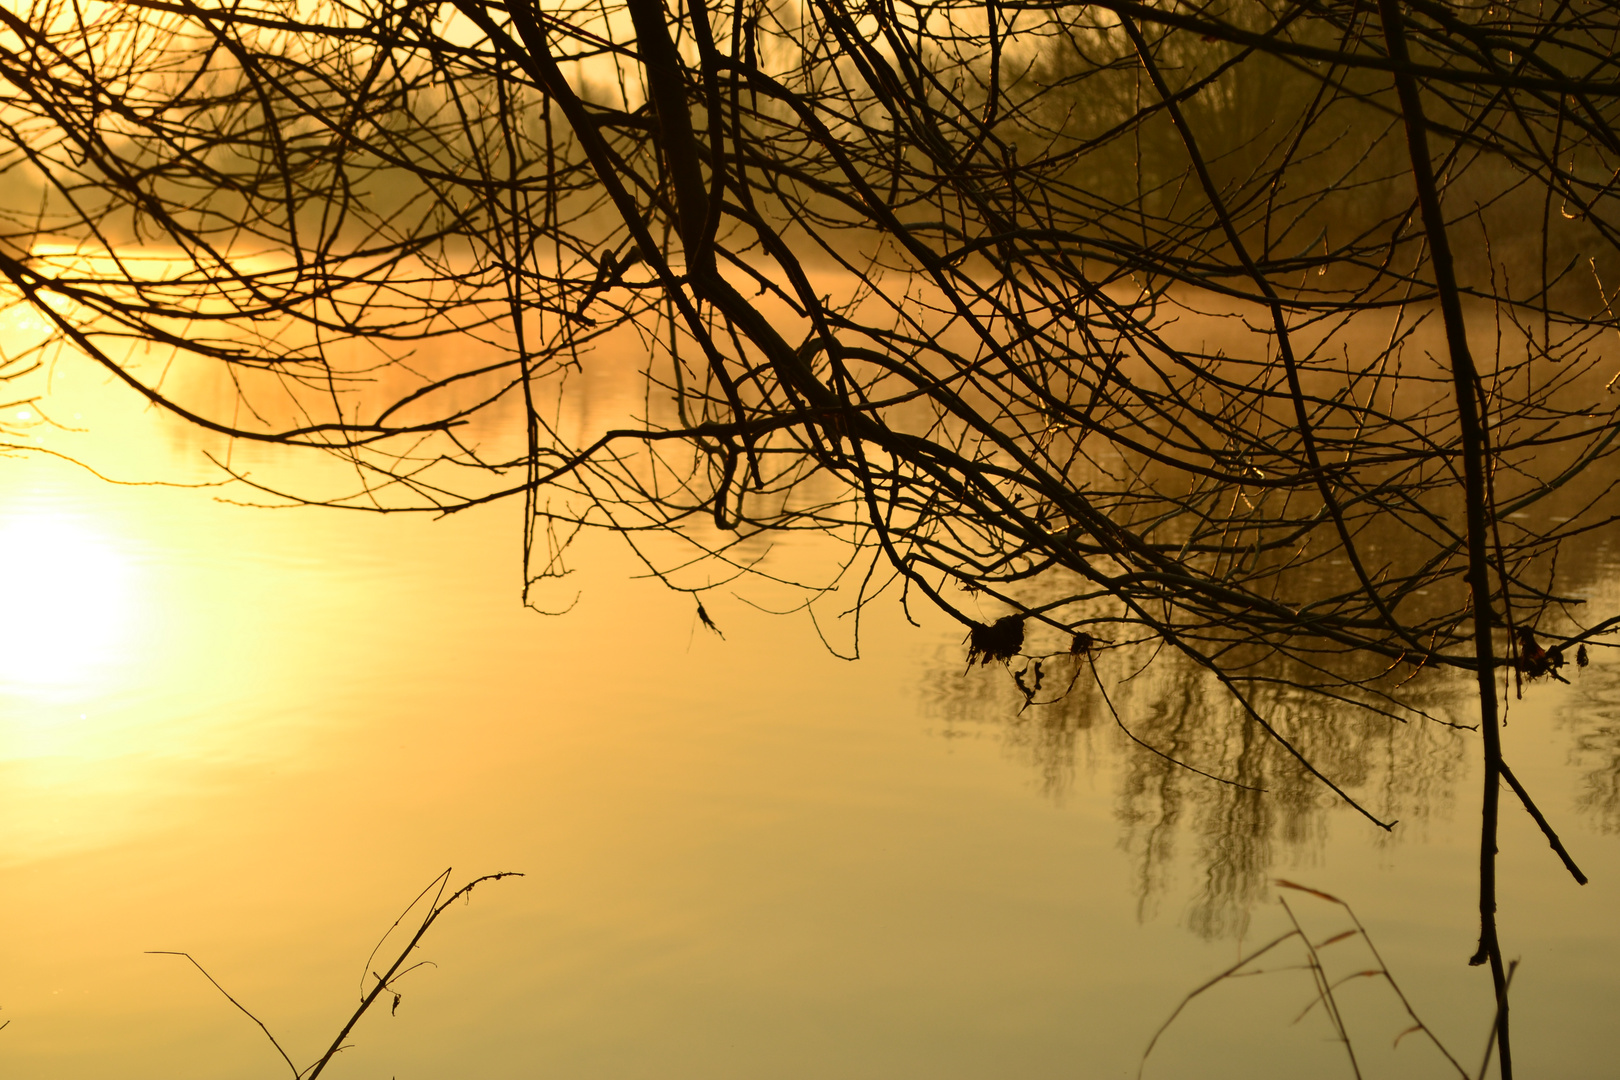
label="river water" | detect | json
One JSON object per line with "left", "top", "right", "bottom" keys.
{"left": 0, "top": 319, "right": 1617, "bottom": 1079}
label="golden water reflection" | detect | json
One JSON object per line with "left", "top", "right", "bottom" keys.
{"left": 1, "top": 449, "right": 1616, "bottom": 1079}
{"left": 0, "top": 348, "right": 1617, "bottom": 1079}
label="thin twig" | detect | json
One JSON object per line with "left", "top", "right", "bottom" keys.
{"left": 1499, "top": 761, "right": 1588, "bottom": 885}
{"left": 145, "top": 951, "right": 301, "bottom": 1077}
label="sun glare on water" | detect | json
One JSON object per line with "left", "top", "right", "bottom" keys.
{"left": 0, "top": 511, "right": 135, "bottom": 694}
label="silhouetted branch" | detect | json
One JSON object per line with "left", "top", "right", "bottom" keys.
{"left": 1499, "top": 760, "right": 1589, "bottom": 885}
{"left": 150, "top": 870, "right": 522, "bottom": 1079}
{"left": 1142, "top": 880, "right": 1471, "bottom": 1080}
{"left": 7, "top": 2, "right": 1620, "bottom": 1060}
{"left": 145, "top": 951, "right": 302, "bottom": 1077}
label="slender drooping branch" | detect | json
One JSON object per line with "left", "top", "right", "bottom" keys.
{"left": 1375, "top": 2, "right": 1511, "bottom": 1073}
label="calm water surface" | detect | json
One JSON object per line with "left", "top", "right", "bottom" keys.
{"left": 0, "top": 349, "right": 1618, "bottom": 1079}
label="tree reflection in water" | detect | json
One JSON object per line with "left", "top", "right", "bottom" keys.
{"left": 1567, "top": 663, "right": 1620, "bottom": 835}
{"left": 927, "top": 638, "right": 1469, "bottom": 939}
{"left": 923, "top": 458, "right": 1620, "bottom": 940}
